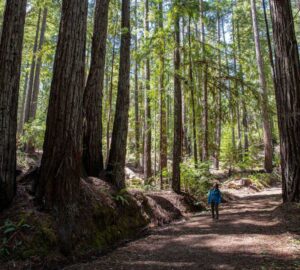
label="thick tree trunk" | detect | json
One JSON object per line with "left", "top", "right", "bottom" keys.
{"left": 24, "top": 9, "right": 41, "bottom": 125}
{"left": 83, "top": 0, "right": 109, "bottom": 176}
{"left": 251, "top": 0, "right": 273, "bottom": 172}
{"left": 143, "top": 0, "right": 152, "bottom": 183}
{"left": 29, "top": 8, "right": 48, "bottom": 120}
{"left": 172, "top": 9, "right": 182, "bottom": 194}
{"left": 107, "top": 0, "right": 131, "bottom": 190}
{"left": 37, "top": 0, "right": 87, "bottom": 209}
{"left": 0, "top": 0, "right": 27, "bottom": 211}
{"left": 159, "top": 1, "right": 167, "bottom": 189}
{"left": 270, "top": 0, "right": 300, "bottom": 202}
{"left": 188, "top": 17, "right": 198, "bottom": 166}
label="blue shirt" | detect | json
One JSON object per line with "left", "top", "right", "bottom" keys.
{"left": 208, "top": 188, "right": 222, "bottom": 204}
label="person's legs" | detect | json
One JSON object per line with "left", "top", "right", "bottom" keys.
{"left": 215, "top": 203, "right": 219, "bottom": 219}
{"left": 211, "top": 202, "right": 215, "bottom": 218}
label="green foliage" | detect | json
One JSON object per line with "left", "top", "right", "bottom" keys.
{"left": 180, "top": 161, "right": 212, "bottom": 198}
{"left": 20, "top": 119, "right": 46, "bottom": 150}
{"left": 0, "top": 219, "right": 31, "bottom": 260}
{"left": 113, "top": 189, "right": 130, "bottom": 206}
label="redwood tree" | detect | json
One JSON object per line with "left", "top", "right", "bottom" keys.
{"left": 172, "top": 3, "right": 182, "bottom": 194}
{"left": 107, "top": 0, "right": 131, "bottom": 190}
{"left": 37, "top": 0, "right": 88, "bottom": 208}
{"left": 270, "top": 0, "right": 300, "bottom": 202}
{"left": 83, "top": 0, "right": 110, "bottom": 176}
{"left": 0, "top": 0, "right": 27, "bottom": 210}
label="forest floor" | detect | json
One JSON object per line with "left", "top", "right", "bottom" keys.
{"left": 65, "top": 187, "right": 300, "bottom": 270}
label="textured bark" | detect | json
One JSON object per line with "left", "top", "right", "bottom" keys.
{"left": 83, "top": 0, "right": 110, "bottom": 176}
{"left": 29, "top": 8, "right": 48, "bottom": 120}
{"left": 188, "top": 17, "right": 198, "bottom": 166}
{"left": 37, "top": 0, "right": 87, "bottom": 208}
{"left": 24, "top": 9, "right": 41, "bottom": 125}
{"left": 143, "top": 0, "right": 152, "bottom": 183}
{"left": 134, "top": 0, "right": 140, "bottom": 168}
{"left": 159, "top": 1, "right": 167, "bottom": 189}
{"left": 107, "top": 0, "right": 131, "bottom": 190}
{"left": 251, "top": 0, "right": 273, "bottom": 172}
{"left": 172, "top": 10, "right": 182, "bottom": 194}
{"left": 270, "top": 0, "right": 300, "bottom": 202}
{"left": 0, "top": 0, "right": 27, "bottom": 211}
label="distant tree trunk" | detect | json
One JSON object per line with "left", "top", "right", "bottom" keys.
{"left": 29, "top": 8, "right": 48, "bottom": 120}
{"left": 200, "top": 0, "right": 208, "bottom": 161}
{"left": 172, "top": 8, "right": 182, "bottom": 194}
{"left": 107, "top": 0, "right": 131, "bottom": 190}
{"left": 188, "top": 17, "right": 198, "bottom": 166}
{"left": 251, "top": 0, "right": 273, "bottom": 172}
{"left": 25, "top": 8, "right": 48, "bottom": 153}
{"left": 83, "top": 0, "right": 109, "bottom": 176}
{"left": 144, "top": 0, "right": 152, "bottom": 183}
{"left": 18, "top": 72, "right": 29, "bottom": 135}
{"left": 37, "top": 0, "right": 87, "bottom": 228}
{"left": 24, "top": 9, "right": 41, "bottom": 125}
{"left": 236, "top": 21, "right": 249, "bottom": 154}
{"left": 134, "top": 0, "right": 140, "bottom": 168}
{"left": 214, "top": 7, "right": 222, "bottom": 170}
{"left": 106, "top": 19, "right": 118, "bottom": 163}
{"left": 270, "top": 0, "right": 300, "bottom": 202}
{"left": 0, "top": 0, "right": 27, "bottom": 211}
{"left": 159, "top": 0, "right": 167, "bottom": 189}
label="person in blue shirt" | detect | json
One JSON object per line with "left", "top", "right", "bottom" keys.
{"left": 208, "top": 183, "right": 222, "bottom": 220}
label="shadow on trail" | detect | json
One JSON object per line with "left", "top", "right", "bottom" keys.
{"left": 66, "top": 189, "right": 300, "bottom": 270}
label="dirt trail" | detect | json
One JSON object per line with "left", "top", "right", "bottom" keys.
{"left": 66, "top": 188, "right": 300, "bottom": 270}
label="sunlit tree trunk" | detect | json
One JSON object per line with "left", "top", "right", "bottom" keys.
{"left": 143, "top": 0, "right": 152, "bottom": 183}
{"left": 24, "top": 9, "right": 41, "bottom": 126}
{"left": 0, "top": 0, "right": 27, "bottom": 211}
{"left": 188, "top": 17, "right": 198, "bottom": 166}
{"left": 251, "top": 0, "right": 273, "bottom": 172}
{"left": 159, "top": 0, "right": 167, "bottom": 189}
{"left": 270, "top": 0, "right": 300, "bottom": 202}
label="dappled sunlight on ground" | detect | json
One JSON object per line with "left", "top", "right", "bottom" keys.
{"left": 65, "top": 188, "right": 300, "bottom": 270}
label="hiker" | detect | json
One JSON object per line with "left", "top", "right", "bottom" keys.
{"left": 208, "top": 183, "right": 222, "bottom": 220}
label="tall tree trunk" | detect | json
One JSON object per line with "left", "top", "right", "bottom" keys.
{"left": 18, "top": 72, "right": 29, "bottom": 135}
{"left": 83, "top": 0, "right": 109, "bottom": 176}
{"left": 172, "top": 7, "right": 182, "bottom": 194}
{"left": 159, "top": 0, "right": 167, "bottom": 189}
{"left": 107, "top": 0, "right": 131, "bottom": 190}
{"left": 37, "top": 0, "right": 87, "bottom": 254}
{"left": 200, "top": 0, "right": 209, "bottom": 161}
{"left": 144, "top": 0, "right": 152, "bottom": 183}
{"left": 251, "top": 0, "right": 273, "bottom": 172}
{"left": 270, "top": 0, "right": 300, "bottom": 202}
{"left": 214, "top": 6, "right": 222, "bottom": 170}
{"left": 188, "top": 17, "right": 198, "bottom": 166}
{"left": 134, "top": 0, "right": 140, "bottom": 168}
{"left": 29, "top": 8, "right": 48, "bottom": 121}
{"left": 236, "top": 21, "right": 249, "bottom": 154}
{"left": 106, "top": 18, "right": 118, "bottom": 164}
{"left": 0, "top": 0, "right": 27, "bottom": 211}
{"left": 24, "top": 9, "right": 41, "bottom": 125}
